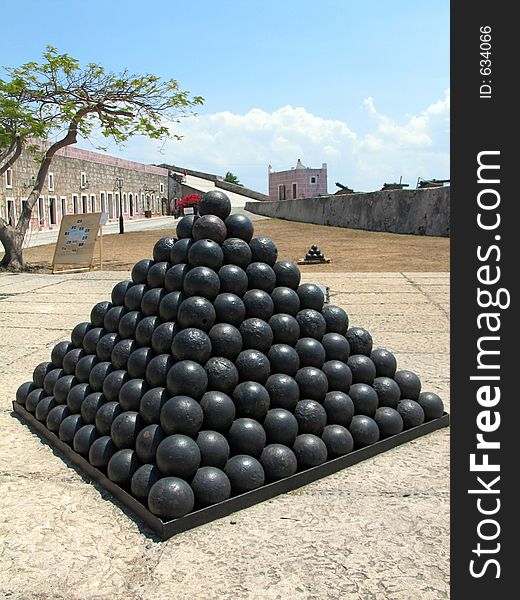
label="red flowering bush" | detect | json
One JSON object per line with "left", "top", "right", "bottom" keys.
{"left": 177, "top": 194, "right": 201, "bottom": 209}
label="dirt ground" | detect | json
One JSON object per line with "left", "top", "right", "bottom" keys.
{"left": 18, "top": 218, "right": 450, "bottom": 273}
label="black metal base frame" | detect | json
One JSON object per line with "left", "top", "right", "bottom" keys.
{"left": 12, "top": 401, "right": 449, "bottom": 540}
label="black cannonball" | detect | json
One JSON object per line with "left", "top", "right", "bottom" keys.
{"left": 218, "top": 264, "right": 248, "bottom": 296}
{"left": 73, "top": 424, "right": 99, "bottom": 455}
{"left": 372, "top": 377, "right": 401, "bottom": 408}
{"left": 71, "top": 322, "right": 93, "bottom": 348}
{"left": 132, "top": 259, "right": 154, "bottom": 284}
{"left": 269, "top": 313, "right": 300, "bottom": 346}
{"left": 89, "top": 435, "right": 116, "bottom": 468}
{"left": 199, "top": 190, "right": 232, "bottom": 220}
{"left": 188, "top": 239, "right": 224, "bottom": 270}
{"left": 135, "top": 316, "right": 161, "bottom": 347}
{"left": 131, "top": 464, "right": 161, "bottom": 502}
{"left": 43, "top": 368, "right": 65, "bottom": 395}
{"left": 348, "top": 383, "right": 379, "bottom": 417}
{"left": 177, "top": 296, "right": 216, "bottom": 332}
{"left": 349, "top": 415, "right": 380, "bottom": 448}
{"left": 148, "top": 476, "right": 195, "bottom": 519}
{"left": 166, "top": 360, "right": 208, "bottom": 400}
{"left": 127, "top": 348, "right": 153, "bottom": 380}
{"left": 213, "top": 293, "right": 246, "bottom": 327}
{"left": 88, "top": 361, "right": 114, "bottom": 392}
{"left": 374, "top": 407, "right": 404, "bottom": 438}
{"left": 397, "top": 399, "right": 425, "bottom": 429}
{"left": 233, "top": 381, "right": 270, "bottom": 420}
{"left": 62, "top": 349, "right": 85, "bottom": 375}
{"left": 90, "top": 301, "right": 113, "bottom": 328}
{"left": 111, "top": 411, "right": 144, "bottom": 449}
{"left": 394, "top": 370, "right": 422, "bottom": 401}
{"left": 66, "top": 382, "right": 91, "bottom": 413}
{"left": 297, "top": 283, "right": 324, "bottom": 311}
{"left": 265, "top": 374, "right": 300, "bottom": 411}
{"left": 176, "top": 214, "right": 198, "bottom": 239}
{"left": 102, "top": 370, "right": 129, "bottom": 401}
{"left": 295, "top": 367, "right": 328, "bottom": 402}
{"left": 170, "top": 237, "right": 194, "bottom": 264}
{"left": 153, "top": 236, "right": 177, "bottom": 262}
{"left": 243, "top": 289, "right": 274, "bottom": 321}
{"left": 16, "top": 381, "right": 35, "bottom": 406}
{"left": 272, "top": 260, "right": 301, "bottom": 290}
{"left": 75, "top": 355, "right": 98, "bottom": 383}
{"left": 294, "top": 399, "right": 327, "bottom": 435}
{"left": 156, "top": 434, "right": 201, "bottom": 478}
{"left": 260, "top": 444, "right": 298, "bottom": 481}
{"left": 296, "top": 309, "right": 327, "bottom": 340}
{"left": 292, "top": 434, "right": 328, "bottom": 469}
{"left": 267, "top": 344, "right": 300, "bottom": 376}
{"left": 346, "top": 327, "right": 373, "bottom": 356}
{"left": 200, "top": 391, "right": 236, "bottom": 432}
{"left": 81, "top": 392, "right": 107, "bottom": 424}
{"left": 95, "top": 400, "right": 123, "bottom": 436}
{"left": 222, "top": 237, "right": 252, "bottom": 269}
{"left": 225, "top": 213, "right": 254, "bottom": 242}
{"left": 322, "top": 360, "right": 352, "bottom": 393}
{"left": 249, "top": 236, "right": 278, "bottom": 266}
{"left": 322, "top": 424, "right": 354, "bottom": 458}
{"left": 228, "top": 418, "right": 266, "bottom": 457}
{"left": 191, "top": 466, "right": 231, "bottom": 506}
{"left": 246, "top": 262, "right": 276, "bottom": 293}
{"left": 171, "top": 328, "right": 212, "bottom": 365}
{"left": 135, "top": 424, "right": 166, "bottom": 463}
{"left": 83, "top": 327, "right": 107, "bottom": 355}
{"left": 323, "top": 391, "right": 355, "bottom": 427}
{"left": 145, "top": 354, "right": 174, "bottom": 388}
{"left": 196, "top": 430, "right": 230, "bottom": 469}
{"left": 160, "top": 395, "right": 203, "bottom": 436}
{"left": 141, "top": 287, "right": 166, "bottom": 317}
{"left": 96, "top": 332, "right": 121, "bottom": 361}
{"left": 125, "top": 283, "right": 150, "bottom": 312}
{"left": 107, "top": 449, "right": 141, "bottom": 486}
{"left": 263, "top": 408, "right": 298, "bottom": 446}
{"left": 208, "top": 323, "right": 242, "bottom": 360}
{"left": 271, "top": 286, "right": 300, "bottom": 317}
{"left": 25, "top": 388, "right": 47, "bottom": 413}
{"left": 235, "top": 349, "right": 270, "bottom": 384}
{"left": 204, "top": 356, "right": 239, "bottom": 395}
{"left": 225, "top": 455, "right": 265, "bottom": 493}
{"left": 35, "top": 396, "right": 57, "bottom": 422}
{"left": 321, "top": 304, "right": 349, "bottom": 334}
{"left": 164, "top": 263, "right": 191, "bottom": 292}
{"left": 239, "top": 318, "right": 273, "bottom": 353}
{"left": 151, "top": 322, "right": 178, "bottom": 354}
{"left": 147, "top": 261, "right": 170, "bottom": 288}
{"left": 111, "top": 280, "right": 133, "bottom": 306}
{"left": 51, "top": 341, "right": 73, "bottom": 368}
{"left": 59, "top": 414, "right": 84, "bottom": 445}
{"left": 140, "top": 387, "right": 169, "bottom": 425}
{"left": 321, "top": 332, "right": 350, "bottom": 363}
{"left": 295, "top": 337, "right": 326, "bottom": 368}
{"left": 53, "top": 374, "right": 77, "bottom": 404}
{"left": 183, "top": 266, "right": 220, "bottom": 300}
{"left": 103, "top": 306, "right": 127, "bottom": 333}
{"left": 192, "top": 214, "right": 227, "bottom": 244}
{"left": 418, "top": 391, "right": 445, "bottom": 421}
{"left": 347, "top": 355, "right": 376, "bottom": 385}
{"left": 46, "top": 404, "right": 71, "bottom": 433}
{"left": 111, "top": 339, "right": 136, "bottom": 370}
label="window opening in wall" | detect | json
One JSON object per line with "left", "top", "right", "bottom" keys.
{"left": 48, "top": 173, "right": 54, "bottom": 191}
{"left": 6, "top": 199, "right": 15, "bottom": 226}
{"left": 292, "top": 183, "right": 297, "bottom": 199}
{"left": 278, "top": 184, "right": 286, "bottom": 201}
{"left": 100, "top": 192, "right": 106, "bottom": 213}
{"left": 107, "top": 192, "right": 114, "bottom": 219}
{"left": 310, "top": 175, "right": 317, "bottom": 184}
{"left": 72, "top": 194, "right": 79, "bottom": 214}
{"left": 115, "top": 193, "right": 120, "bottom": 218}
{"left": 90, "top": 194, "right": 96, "bottom": 212}
{"left": 123, "top": 193, "right": 128, "bottom": 214}
{"left": 60, "top": 197, "right": 67, "bottom": 218}
{"left": 81, "top": 172, "right": 87, "bottom": 188}
{"left": 81, "top": 194, "right": 88, "bottom": 213}
{"left": 38, "top": 197, "right": 45, "bottom": 226}
{"left": 5, "top": 168, "right": 13, "bottom": 189}
{"left": 129, "top": 193, "right": 134, "bottom": 217}
{"left": 160, "top": 182, "right": 164, "bottom": 194}
{"left": 48, "top": 197, "right": 57, "bottom": 225}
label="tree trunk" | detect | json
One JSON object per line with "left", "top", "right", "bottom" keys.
{"left": 0, "top": 225, "right": 25, "bottom": 271}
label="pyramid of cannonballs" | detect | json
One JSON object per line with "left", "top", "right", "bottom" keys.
{"left": 15, "top": 190, "right": 445, "bottom": 523}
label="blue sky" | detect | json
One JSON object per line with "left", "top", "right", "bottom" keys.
{"left": 1, "top": 0, "right": 449, "bottom": 193}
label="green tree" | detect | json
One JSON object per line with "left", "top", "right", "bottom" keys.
{"left": 223, "top": 171, "right": 241, "bottom": 185}
{"left": 0, "top": 46, "right": 203, "bottom": 270}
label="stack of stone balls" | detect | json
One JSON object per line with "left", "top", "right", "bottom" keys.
{"left": 304, "top": 245, "right": 325, "bottom": 261}
{"left": 15, "top": 190, "right": 445, "bottom": 522}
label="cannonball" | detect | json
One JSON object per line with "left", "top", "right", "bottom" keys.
{"left": 183, "top": 266, "right": 220, "bottom": 300}
{"left": 43, "top": 368, "right": 65, "bottom": 395}
{"left": 222, "top": 238, "right": 252, "bottom": 269}
{"left": 177, "top": 296, "right": 216, "bottom": 332}
{"left": 323, "top": 391, "right": 355, "bottom": 427}
{"left": 191, "top": 466, "right": 231, "bottom": 506}
{"left": 111, "top": 339, "right": 136, "bottom": 370}
{"left": 225, "top": 213, "right": 254, "bottom": 242}
{"left": 73, "top": 424, "right": 99, "bottom": 455}
{"left": 228, "top": 418, "right": 266, "bottom": 457}
{"left": 204, "top": 357, "right": 239, "bottom": 395}
{"left": 131, "top": 464, "right": 161, "bottom": 501}
{"left": 349, "top": 383, "right": 379, "bottom": 417}
{"left": 176, "top": 214, "right": 198, "bottom": 239}
{"left": 272, "top": 260, "right": 301, "bottom": 290}
{"left": 88, "top": 435, "right": 116, "bottom": 468}
{"left": 269, "top": 313, "right": 300, "bottom": 346}
{"left": 111, "top": 411, "right": 143, "bottom": 449}
{"left": 374, "top": 407, "right": 404, "bottom": 438}
{"left": 75, "top": 355, "right": 98, "bottom": 383}
{"left": 127, "top": 348, "right": 153, "bottom": 380}
{"left": 218, "top": 264, "right": 248, "bottom": 296}
{"left": 188, "top": 239, "right": 224, "bottom": 270}
{"left": 164, "top": 263, "right": 190, "bottom": 292}
{"left": 243, "top": 289, "right": 274, "bottom": 321}
{"left": 103, "top": 306, "right": 127, "bottom": 333}
{"left": 141, "top": 287, "right": 166, "bottom": 317}
{"left": 322, "top": 360, "right": 353, "bottom": 393}
{"left": 66, "top": 382, "right": 91, "bottom": 413}
{"left": 294, "top": 399, "right": 327, "bottom": 435}
{"left": 263, "top": 408, "right": 298, "bottom": 446}
{"left": 271, "top": 286, "right": 300, "bottom": 317}
{"left": 418, "top": 391, "right": 445, "bottom": 420}
{"left": 140, "top": 387, "right": 169, "bottom": 425}
{"left": 145, "top": 354, "right": 174, "bottom": 388}
{"left": 111, "top": 280, "right": 133, "bottom": 306}
{"left": 135, "top": 423, "right": 166, "bottom": 463}
{"left": 200, "top": 391, "right": 236, "bottom": 432}
{"left": 81, "top": 392, "right": 107, "bottom": 424}
{"left": 25, "top": 388, "right": 47, "bottom": 413}
{"left": 71, "top": 322, "right": 93, "bottom": 349}
{"left": 156, "top": 434, "right": 201, "bottom": 478}
{"left": 131, "top": 259, "right": 154, "bottom": 284}
{"left": 170, "top": 237, "right": 193, "bottom": 264}
{"left": 16, "top": 381, "right": 35, "bottom": 406}
{"left": 233, "top": 381, "right": 270, "bottom": 420}
{"left": 62, "top": 349, "right": 85, "bottom": 375}
{"left": 95, "top": 401, "right": 123, "bottom": 436}
{"left": 135, "top": 316, "right": 161, "bottom": 347}
{"left": 107, "top": 449, "right": 141, "bottom": 486}
{"left": 397, "top": 399, "right": 425, "bottom": 429}
{"left": 59, "top": 414, "right": 84, "bottom": 445}
{"left": 102, "top": 370, "right": 129, "bottom": 401}
{"left": 166, "top": 360, "right": 208, "bottom": 399}
{"left": 88, "top": 361, "right": 114, "bottom": 392}
{"left": 208, "top": 323, "right": 243, "bottom": 360}
{"left": 171, "top": 327, "right": 212, "bottom": 364}
{"left": 321, "top": 304, "right": 349, "bottom": 335}
{"left": 53, "top": 374, "right": 77, "bottom": 404}
{"left": 292, "top": 434, "right": 328, "bottom": 469}
{"left": 160, "top": 395, "right": 203, "bottom": 436}
{"left": 225, "top": 455, "right": 265, "bottom": 493}
{"left": 90, "top": 301, "right": 113, "bottom": 328}
{"left": 296, "top": 309, "right": 327, "bottom": 340}
{"left": 265, "top": 374, "right": 300, "bottom": 411}
{"left": 246, "top": 262, "right": 276, "bottom": 293}
{"left": 239, "top": 318, "right": 273, "bottom": 353}
{"left": 147, "top": 261, "right": 170, "bottom": 289}
{"left": 192, "top": 214, "right": 227, "bottom": 244}
{"left": 83, "top": 327, "right": 107, "bottom": 355}
{"left": 295, "top": 338, "right": 326, "bottom": 368}
{"left": 260, "top": 444, "right": 298, "bottom": 481}
{"left": 349, "top": 415, "right": 380, "bottom": 448}
{"left": 153, "top": 236, "right": 177, "bottom": 262}
{"left": 295, "top": 367, "right": 329, "bottom": 402}
{"left": 372, "top": 377, "right": 401, "bottom": 408}
{"left": 346, "top": 327, "right": 373, "bottom": 356}
{"left": 297, "top": 283, "right": 325, "bottom": 311}
{"left": 35, "top": 396, "right": 57, "bottom": 422}
{"left": 51, "top": 341, "right": 73, "bottom": 368}
{"left": 267, "top": 344, "right": 300, "bottom": 376}
{"left": 125, "top": 283, "right": 150, "bottom": 312}
{"left": 151, "top": 322, "right": 178, "bottom": 354}
{"left": 96, "top": 332, "right": 121, "bottom": 361}
{"left": 322, "top": 424, "right": 354, "bottom": 458}
{"left": 196, "top": 430, "right": 230, "bottom": 469}
{"left": 347, "top": 355, "right": 376, "bottom": 385}
{"left": 46, "top": 404, "right": 71, "bottom": 432}
{"left": 394, "top": 370, "right": 422, "bottom": 400}
{"left": 249, "top": 236, "right": 278, "bottom": 266}
{"left": 235, "top": 349, "right": 270, "bottom": 384}
{"left": 148, "top": 476, "right": 195, "bottom": 519}
{"left": 213, "top": 293, "right": 246, "bottom": 327}
{"left": 199, "top": 190, "right": 232, "bottom": 220}
{"left": 321, "top": 333, "right": 350, "bottom": 363}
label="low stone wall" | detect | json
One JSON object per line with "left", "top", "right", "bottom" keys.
{"left": 245, "top": 187, "right": 450, "bottom": 237}
{"left": 215, "top": 179, "right": 269, "bottom": 202}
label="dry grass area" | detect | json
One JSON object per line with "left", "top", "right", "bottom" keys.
{"left": 17, "top": 218, "right": 450, "bottom": 273}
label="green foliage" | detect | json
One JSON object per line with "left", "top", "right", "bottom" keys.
{"left": 224, "top": 171, "right": 241, "bottom": 185}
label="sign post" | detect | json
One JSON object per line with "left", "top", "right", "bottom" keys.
{"left": 52, "top": 212, "right": 103, "bottom": 274}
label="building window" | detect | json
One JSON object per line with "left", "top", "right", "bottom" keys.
{"left": 80, "top": 172, "right": 87, "bottom": 189}
{"left": 6, "top": 199, "right": 16, "bottom": 226}
{"left": 100, "top": 192, "right": 106, "bottom": 214}
{"left": 107, "top": 192, "right": 114, "bottom": 219}
{"left": 123, "top": 193, "right": 128, "bottom": 214}
{"left": 310, "top": 176, "right": 317, "bottom": 184}
{"left": 292, "top": 183, "right": 297, "bottom": 199}
{"left": 60, "top": 197, "right": 67, "bottom": 218}
{"left": 48, "top": 197, "right": 57, "bottom": 225}
{"left": 81, "top": 194, "right": 88, "bottom": 213}
{"left": 160, "top": 182, "right": 164, "bottom": 194}
{"left": 278, "top": 184, "right": 286, "bottom": 201}
{"left": 72, "top": 194, "right": 79, "bottom": 214}
{"left": 90, "top": 194, "right": 96, "bottom": 212}
{"left": 5, "top": 168, "right": 13, "bottom": 189}
{"left": 48, "top": 173, "right": 54, "bottom": 191}
{"left": 38, "top": 197, "right": 45, "bottom": 226}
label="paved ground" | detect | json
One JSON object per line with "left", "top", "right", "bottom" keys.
{"left": 0, "top": 271, "right": 449, "bottom": 600}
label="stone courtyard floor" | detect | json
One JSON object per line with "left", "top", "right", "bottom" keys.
{"left": 0, "top": 271, "right": 450, "bottom": 600}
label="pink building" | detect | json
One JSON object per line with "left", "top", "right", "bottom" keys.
{"left": 268, "top": 159, "right": 327, "bottom": 201}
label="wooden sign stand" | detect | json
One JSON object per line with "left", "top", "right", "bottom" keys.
{"left": 51, "top": 213, "right": 104, "bottom": 274}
